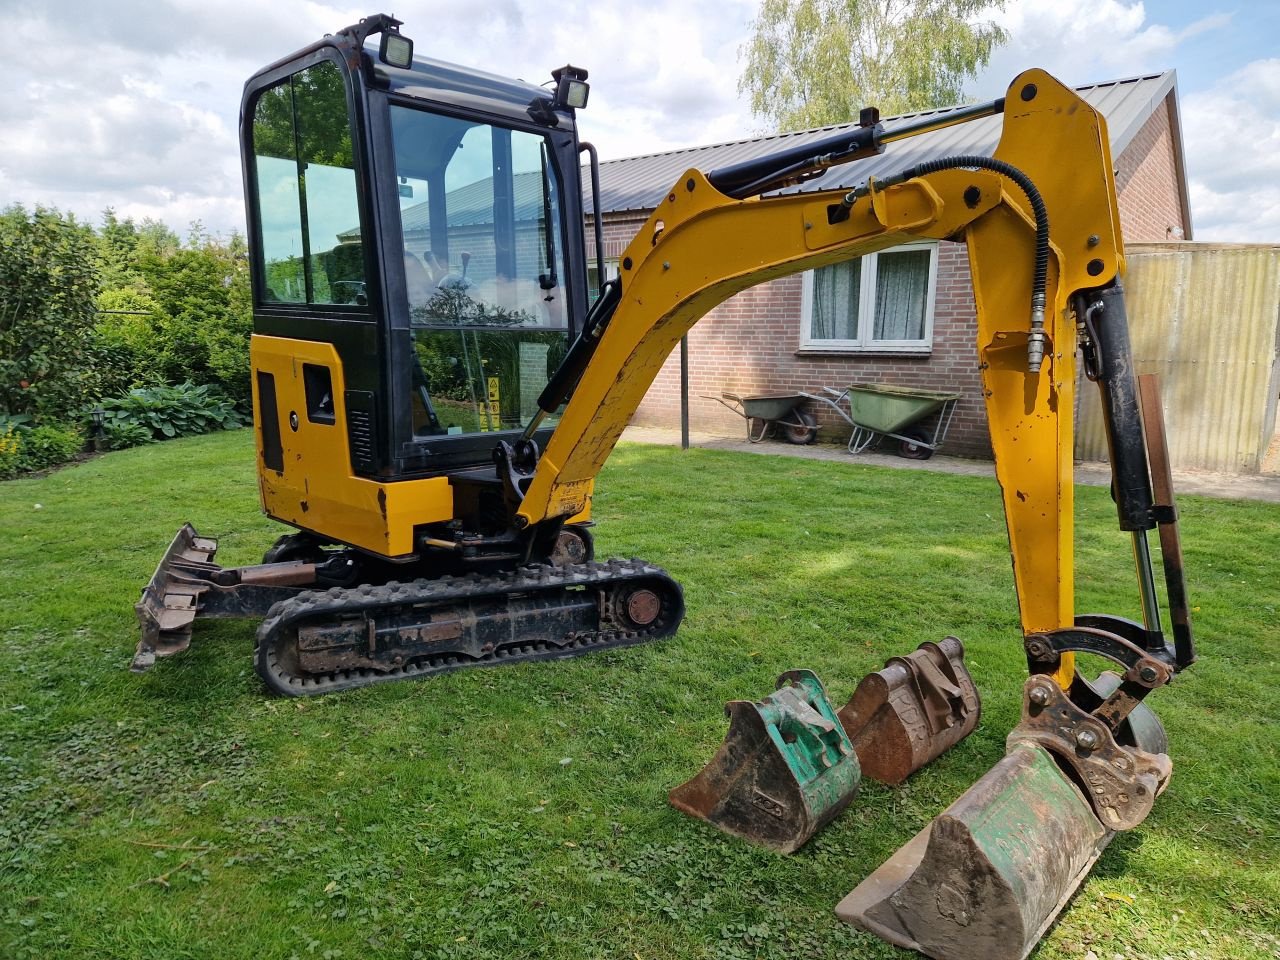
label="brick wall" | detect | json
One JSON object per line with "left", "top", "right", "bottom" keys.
{"left": 600, "top": 94, "right": 1185, "bottom": 459}
{"left": 1115, "top": 99, "right": 1187, "bottom": 242}
{"left": 626, "top": 239, "right": 994, "bottom": 457}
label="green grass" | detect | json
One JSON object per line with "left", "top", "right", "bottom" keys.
{"left": 2, "top": 430, "right": 1277, "bottom": 960}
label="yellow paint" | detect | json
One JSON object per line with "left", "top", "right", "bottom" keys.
{"left": 251, "top": 336, "right": 454, "bottom": 558}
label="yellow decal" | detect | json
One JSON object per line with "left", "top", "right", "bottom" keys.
{"left": 484, "top": 376, "right": 500, "bottom": 430}
{"left": 548, "top": 479, "right": 592, "bottom": 519}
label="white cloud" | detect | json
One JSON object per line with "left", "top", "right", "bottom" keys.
{"left": 975, "top": 0, "right": 1230, "bottom": 96}
{"left": 0, "top": 1, "right": 371, "bottom": 235}
{"left": 0, "top": 0, "right": 1273, "bottom": 243}
{"left": 969, "top": 1, "right": 1280, "bottom": 241}
{"left": 0, "top": 0, "right": 763, "bottom": 236}
{"left": 1182, "top": 59, "right": 1280, "bottom": 242}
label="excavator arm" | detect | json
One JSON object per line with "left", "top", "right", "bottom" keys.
{"left": 518, "top": 70, "right": 1131, "bottom": 670}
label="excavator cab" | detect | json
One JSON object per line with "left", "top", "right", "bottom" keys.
{"left": 241, "top": 15, "right": 595, "bottom": 549}
{"left": 133, "top": 15, "right": 685, "bottom": 693}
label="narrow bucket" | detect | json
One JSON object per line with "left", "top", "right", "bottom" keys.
{"left": 836, "top": 742, "right": 1110, "bottom": 960}
{"left": 838, "top": 637, "right": 980, "bottom": 784}
{"left": 669, "top": 669, "right": 860, "bottom": 854}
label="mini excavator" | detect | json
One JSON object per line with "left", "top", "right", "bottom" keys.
{"left": 133, "top": 15, "right": 1194, "bottom": 959}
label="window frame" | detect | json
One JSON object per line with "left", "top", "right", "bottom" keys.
{"left": 587, "top": 256, "right": 620, "bottom": 301}
{"left": 799, "top": 241, "right": 940, "bottom": 354}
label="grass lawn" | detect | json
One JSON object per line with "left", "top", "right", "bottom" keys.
{"left": 1, "top": 429, "right": 1277, "bottom": 960}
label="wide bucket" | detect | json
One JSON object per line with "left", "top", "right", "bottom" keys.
{"left": 669, "top": 669, "right": 861, "bottom": 854}
{"left": 836, "top": 742, "right": 1111, "bottom": 960}
{"left": 838, "top": 637, "right": 980, "bottom": 785}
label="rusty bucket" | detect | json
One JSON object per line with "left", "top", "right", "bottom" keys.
{"left": 836, "top": 742, "right": 1110, "bottom": 960}
{"left": 836, "top": 674, "right": 1171, "bottom": 960}
{"left": 669, "top": 669, "right": 861, "bottom": 854}
{"left": 838, "top": 637, "right": 980, "bottom": 785}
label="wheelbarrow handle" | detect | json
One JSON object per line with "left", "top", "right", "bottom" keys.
{"left": 703, "top": 393, "right": 746, "bottom": 416}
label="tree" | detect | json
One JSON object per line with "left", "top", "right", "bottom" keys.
{"left": 92, "top": 212, "right": 253, "bottom": 405}
{"left": 739, "top": 0, "right": 1008, "bottom": 131}
{"left": 0, "top": 205, "right": 100, "bottom": 419}
{"left": 129, "top": 230, "right": 252, "bottom": 403}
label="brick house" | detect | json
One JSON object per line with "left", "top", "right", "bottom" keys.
{"left": 586, "top": 72, "right": 1191, "bottom": 456}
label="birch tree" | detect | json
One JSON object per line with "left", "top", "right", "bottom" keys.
{"left": 740, "top": 0, "right": 1008, "bottom": 130}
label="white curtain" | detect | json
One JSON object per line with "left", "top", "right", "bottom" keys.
{"left": 872, "top": 249, "right": 930, "bottom": 341}
{"left": 811, "top": 259, "right": 861, "bottom": 340}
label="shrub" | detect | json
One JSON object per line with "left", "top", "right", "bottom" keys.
{"left": 102, "top": 421, "right": 154, "bottom": 451}
{"left": 0, "top": 416, "right": 83, "bottom": 479}
{"left": 93, "top": 217, "right": 253, "bottom": 408}
{"left": 91, "top": 286, "right": 167, "bottom": 398}
{"left": 132, "top": 241, "right": 253, "bottom": 408}
{"left": 0, "top": 413, "right": 34, "bottom": 435}
{"left": 0, "top": 206, "right": 100, "bottom": 420}
{"left": 0, "top": 424, "right": 21, "bottom": 479}
{"left": 99, "top": 382, "right": 246, "bottom": 442}
{"left": 15, "top": 423, "right": 84, "bottom": 473}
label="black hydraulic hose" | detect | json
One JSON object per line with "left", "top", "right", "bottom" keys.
{"left": 863, "top": 155, "right": 1050, "bottom": 372}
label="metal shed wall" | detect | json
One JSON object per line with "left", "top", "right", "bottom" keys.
{"left": 1076, "top": 243, "right": 1280, "bottom": 473}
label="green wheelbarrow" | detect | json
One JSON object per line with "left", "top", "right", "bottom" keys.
{"left": 708, "top": 392, "right": 818, "bottom": 444}
{"left": 801, "top": 383, "right": 961, "bottom": 458}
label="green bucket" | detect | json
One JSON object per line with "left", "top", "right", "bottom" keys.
{"left": 669, "top": 669, "right": 861, "bottom": 854}
{"left": 836, "top": 742, "right": 1111, "bottom": 960}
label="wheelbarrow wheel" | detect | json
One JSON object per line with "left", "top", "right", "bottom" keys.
{"left": 782, "top": 411, "right": 818, "bottom": 445}
{"left": 898, "top": 427, "right": 934, "bottom": 460}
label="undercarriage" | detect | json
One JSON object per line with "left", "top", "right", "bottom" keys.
{"left": 133, "top": 524, "right": 684, "bottom": 696}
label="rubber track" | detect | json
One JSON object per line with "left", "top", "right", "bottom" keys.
{"left": 254, "top": 559, "right": 682, "bottom": 697}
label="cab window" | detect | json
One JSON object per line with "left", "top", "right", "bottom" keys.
{"left": 251, "top": 61, "right": 365, "bottom": 306}
{"left": 390, "top": 105, "right": 570, "bottom": 437}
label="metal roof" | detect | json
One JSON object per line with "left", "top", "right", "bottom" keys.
{"left": 404, "top": 171, "right": 548, "bottom": 231}
{"left": 584, "top": 72, "right": 1187, "bottom": 228}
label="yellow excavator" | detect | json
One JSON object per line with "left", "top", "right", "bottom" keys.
{"left": 132, "top": 14, "right": 1194, "bottom": 959}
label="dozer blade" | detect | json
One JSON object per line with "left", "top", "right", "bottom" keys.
{"left": 132, "top": 523, "right": 220, "bottom": 672}
{"left": 838, "top": 636, "right": 980, "bottom": 785}
{"left": 132, "top": 524, "right": 319, "bottom": 674}
{"left": 669, "top": 669, "right": 860, "bottom": 854}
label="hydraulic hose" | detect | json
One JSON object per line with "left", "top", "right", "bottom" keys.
{"left": 856, "top": 155, "right": 1050, "bottom": 373}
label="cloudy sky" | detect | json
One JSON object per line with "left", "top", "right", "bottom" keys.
{"left": 2, "top": 0, "right": 1276, "bottom": 242}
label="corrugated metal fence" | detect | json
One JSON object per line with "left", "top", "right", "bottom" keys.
{"left": 1076, "top": 242, "right": 1280, "bottom": 474}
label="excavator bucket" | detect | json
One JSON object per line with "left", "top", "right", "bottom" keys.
{"left": 837, "top": 637, "right": 980, "bottom": 784}
{"left": 836, "top": 742, "right": 1108, "bottom": 960}
{"left": 837, "top": 675, "right": 1171, "bottom": 960}
{"left": 669, "top": 669, "right": 860, "bottom": 854}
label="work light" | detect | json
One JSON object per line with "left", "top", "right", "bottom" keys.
{"left": 552, "top": 65, "right": 589, "bottom": 110}
{"left": 380, "top": 30, "right": 413, "bottom": 69}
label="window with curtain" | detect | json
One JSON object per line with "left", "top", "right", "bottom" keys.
{"left": 801, "top": 243, "right": 938, "bottom": 352}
